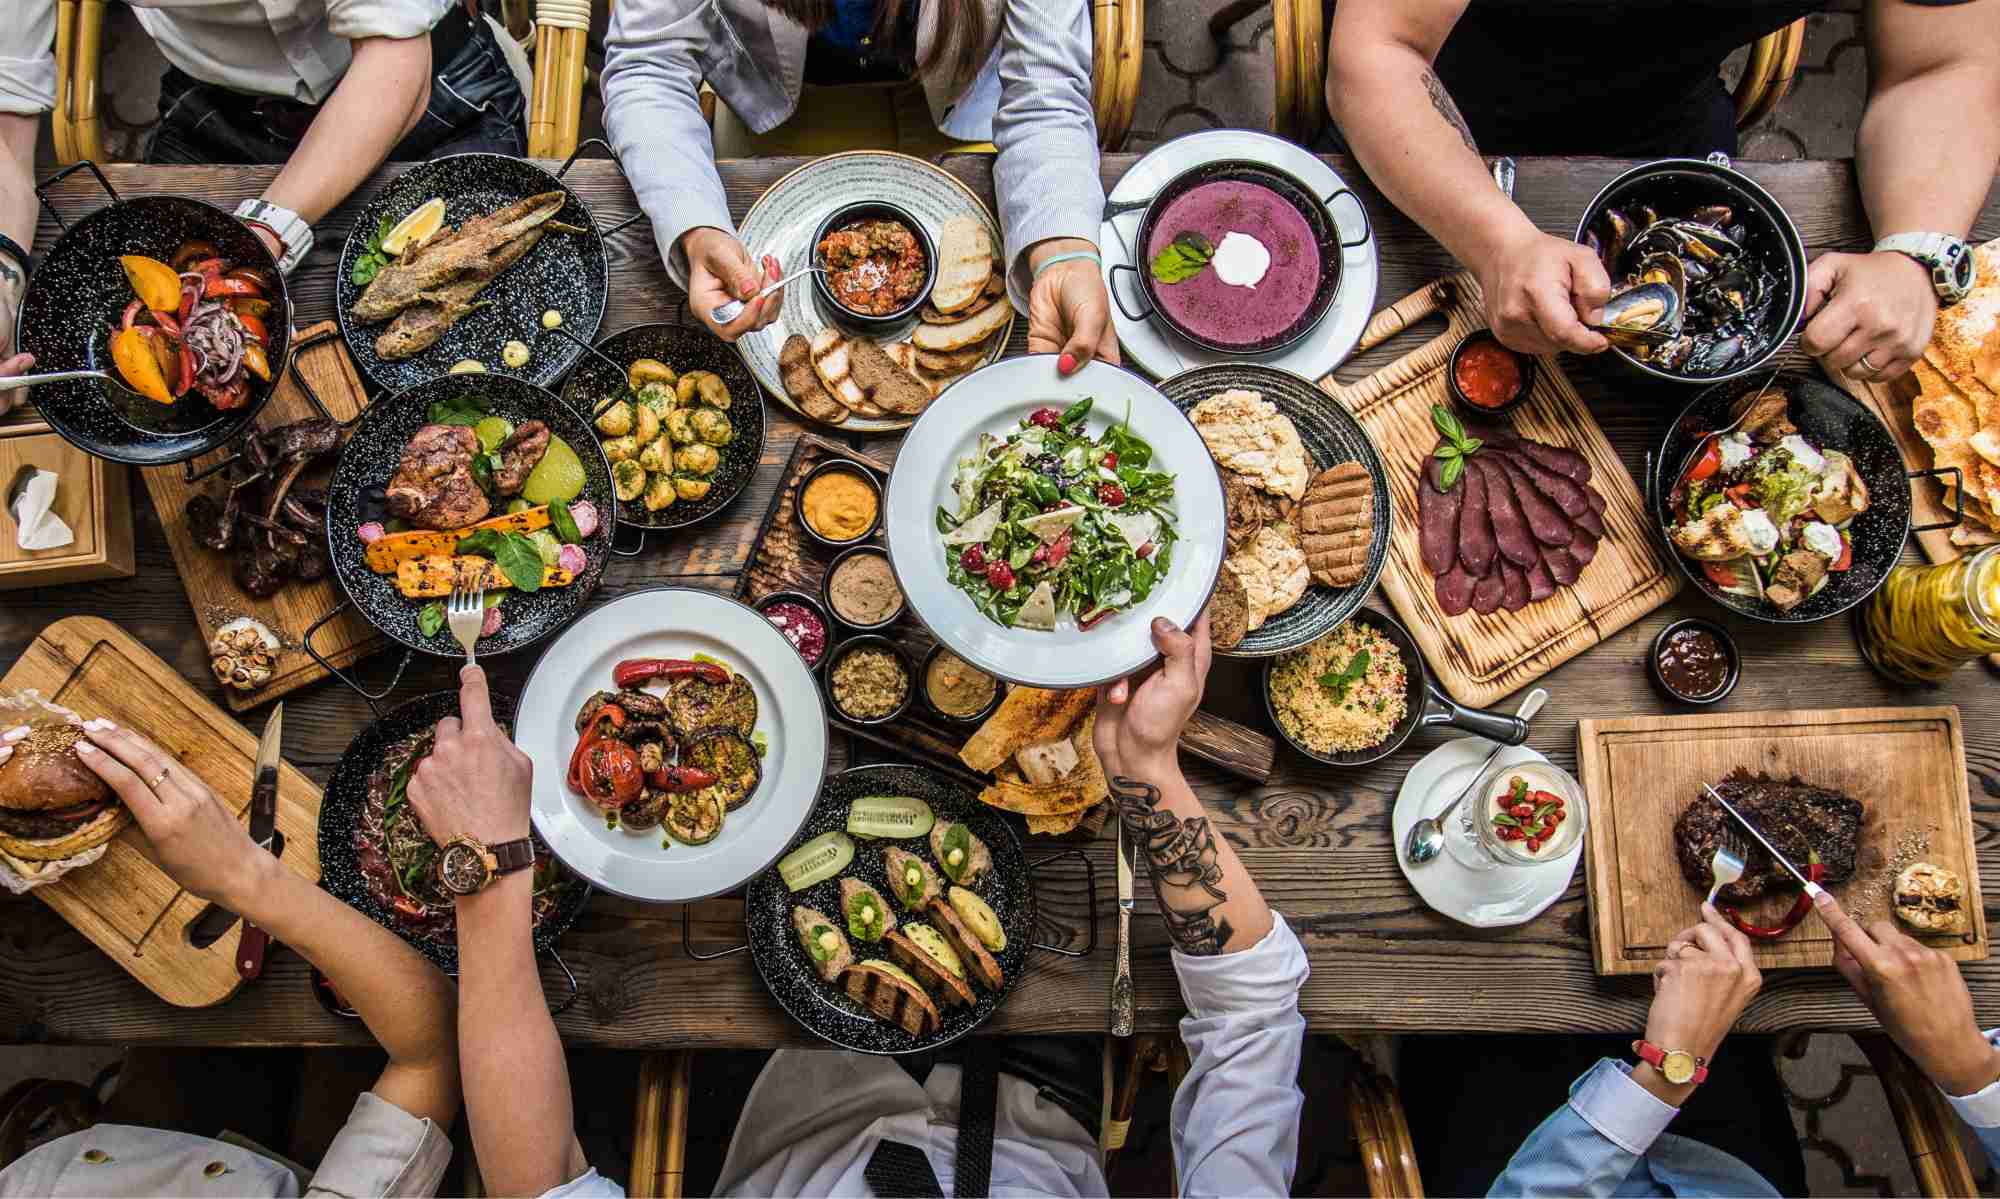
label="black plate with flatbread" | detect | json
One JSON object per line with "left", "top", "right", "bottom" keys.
{"left": 317, "top": 690, "right": 590, "bottom": 974}
{"left": 1162, "top": 363, "right": 1391, "bottom": 656}
{"left": 747, "top": 764, "right": 1032, "bottom": 1054}
{"left": 335, "top": 154, "right": 606, "bottom": 393}
{"left": 323, "top": 373, "right": 616, "bottom": 657}
{"left": 558, "top": 323, "right": 767, "bottom": 531}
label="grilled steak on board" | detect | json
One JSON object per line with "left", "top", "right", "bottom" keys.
{"left": 1673, "top": 769, "right": 1864, "bottom": 904}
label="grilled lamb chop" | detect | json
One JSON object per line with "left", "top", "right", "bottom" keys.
{"left": 1674, "top": 769, "right": 1863, "bottom": 903}
{"left": 386, "top": 423, "right": 489, "bottom": 530}
{"left": 492, "top": 420, "right": 551, "bottom": 496}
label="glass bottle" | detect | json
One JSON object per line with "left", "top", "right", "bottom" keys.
{"left": 1857, "top": 546, "right": 2000, "bottom": 685}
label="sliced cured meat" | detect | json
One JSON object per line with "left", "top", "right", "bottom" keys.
{"left": 1572, "top": 498, "right": 1605, "bottom": 539}
{"left": 1490, "top": 454, "right": 1573, "bottom": 547}
{"left": 1511, "top": 437, "right": 1592, "bottom": 485}
{"left": 1471, "top": 569, "right": 1506, "bottom": 615}
{"left": 1473, "top": 457, "right": 1539, "bottom": 567}
{"left": 1567, "top": 525, "right": 1599, "bottom": 566}
{"left": 1524, "top": 554, "right": 1557, "bottom": 602}
{"left": 1457, "top": 459, "right": 1497, "bottom": 577}
{"left": 1501, "top": 447, "right": 1590, "bottom": 520}
{"left": 1540, "top": 544, "right": 1581, "bottom": 586}
{"left": 1436, "top": 559, "right": 1477, "bottom": 615}
{"left": 1498, "top": 557, "right": 1531, "bottom": 611}
{"left": 1585, "top": 486, "right": 1606, "bottom": 516}
{"left": 1418, "top": 458, "right": 1463, "bottom": 575}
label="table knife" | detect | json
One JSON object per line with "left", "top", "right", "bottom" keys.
{"left": 237, "top": 703, "right": 284, "bottom": 979}
{"left": 1111, "top": 813, "right": 1136, "bottom": 1038}
{"left": 1702, "top": 782, "right": 1823, "bottom": 898}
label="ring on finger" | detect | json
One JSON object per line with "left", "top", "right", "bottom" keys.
{"left": 1858, "top": 352, "right": 1881, "bottom": 376}
{"left": 148, "top": 767, "right": 171, "bottom": 791}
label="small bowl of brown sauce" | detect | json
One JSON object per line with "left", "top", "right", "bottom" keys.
{"left": 825, "top": 634, "right": 915, "bottom": 725}
{"left": 1649, "top": 618, "right": 1739, "bottom": 705}
{"left": 921, "top": 643, "right": 1001, "bottom": 725}
{"left": 1448, "top": 329, "right": 1536, "bottom": 417}
{"left": 823, "top": 544, "right": 906, "bottom": 631}
{"left": 811, "top": 201, "right": 936, "bottom": 335}
{"left": 796, "top": 459, "right": 882, "bottom": 548}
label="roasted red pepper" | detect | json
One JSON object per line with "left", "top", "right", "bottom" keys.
{"left": 1721, "top": 850, "right": 1825, "bottom": 939}
{"left": 578, "top": 739, "right": 642, "bottom": 809}
{"left": 613, "top": 658, "right": 727, "bottom": 689}
{"left": 204, "top": 275, "right": 264, "bottom": 299}
{"left": 566, "top": 704, "right": 628, "bottom": 792}
{"left": 647, "top": 764, "right": 718, "bottom": 793}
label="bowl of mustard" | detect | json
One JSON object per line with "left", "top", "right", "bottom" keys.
{"left": 797, "top": 459, "right": 883, "bottom": 549}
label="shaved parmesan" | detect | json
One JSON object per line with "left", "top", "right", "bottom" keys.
{"left": 1017, "top": 506, "right": 1084, "bottom": 544}
{"left": 1015, "top": 580, "right": 1059, "bottom": 629}
{"left": 1106, "top": 510, "right": 1158, "bottom": 553}
{"left": 943, "top": 501, "right": 1005, "bottom": 545}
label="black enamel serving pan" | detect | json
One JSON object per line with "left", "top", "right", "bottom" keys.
{"left": 555, "top": 322, "right": 767, "bottom": 551}
{"left": 1106, "top": 157, "right": 1366, "bottom": 355}
{"left": 16, "top": 162, "right": 293, "bottom": 466}
{"left": 335, "top": 147, "right": 628, "bottom": 393}
{"left": 687, "top": 763, "right": 1095, "bottom": 1055}
{"left": 1262, "top": 606, "right": 1527, "bottom": 768}
{"left": 310, "top": 373, "right": 616, "bottom": 711}
{"left": 1649, "top": 372, "right": 1957, "bottom": 625}
{"left": 317, "top": 689, "right": 589, "bottom": 1009}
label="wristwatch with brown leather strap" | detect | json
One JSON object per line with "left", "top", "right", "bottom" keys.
{"left": 436, "top": 835, "right": 536, "bottom": 896}
{"left": 1632, "top": 1040, "right": 1709, "bottom": 1086}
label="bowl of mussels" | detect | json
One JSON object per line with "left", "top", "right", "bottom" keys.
{"left": 1574, "top": 155, "right": 1807, "bottom": 383}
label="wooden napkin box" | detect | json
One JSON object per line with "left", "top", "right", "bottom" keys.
{"left": 0, "top": 421, "right": 135, "bottom": 589}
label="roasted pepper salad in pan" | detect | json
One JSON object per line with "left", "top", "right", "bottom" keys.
{"left": 935, "top": 398, "right": 1180, "bottom": 630}
{"left": 109, "top": 244, "right": 276, "bottom": 409}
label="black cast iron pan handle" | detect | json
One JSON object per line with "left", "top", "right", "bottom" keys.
{"left": 1107, "top": 262, "right": 1154, "bottom": 323}
{"left": 1027, "top": 846, "right": 1098, "bottom": 957}
{"left": 539, "top": 322, "right": 651, "bottom": 557}
{"left": 1910, "top": 465, "right": 1966, "bottom": 534}
{"left": 1415, "top": 677, "right": 1529, "bottom": 745}
{"left": 543, "top": 948, "right": 581, "bottom": 1017}
{"left": 682, "top": 901, "right": 750, "bottom": 961}
{"left": 34, "top": 160, "right": 119, "bottom": 234}
{"left": 558, "top": 138, "right": 648, "bottom": 239}
{"left": 302, "top": 601, "right": 414, "bottom": 719}
{"left": 1320, "top": 185, "right": 1372, "bottom": 251}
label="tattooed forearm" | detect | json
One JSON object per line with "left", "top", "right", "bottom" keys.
{"left": 1115, "top": 775, "right": 1235, "bottom": 956}
{"left": 1420, "top": 68, "right": 1478, "bottom": 154}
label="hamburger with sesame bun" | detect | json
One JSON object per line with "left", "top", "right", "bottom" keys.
{"left": 0, "top": 718, "right": 128, "bottom": 862}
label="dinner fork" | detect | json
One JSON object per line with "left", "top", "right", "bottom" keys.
{"left": 1705, "top": 834, "right": 1748, "bottom": 907}
{"left": 446, "top": 575, "right": 487, "bottom": 664}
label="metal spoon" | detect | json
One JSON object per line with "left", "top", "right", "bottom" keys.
{"left": 709, "top": 264, "right": 822, "bottom": 326}
{"left": 1404, "top": 687, "right": 1548, "bottom": 865}
{"left": 0, "top": 368, "right": 135, "bottom": 392}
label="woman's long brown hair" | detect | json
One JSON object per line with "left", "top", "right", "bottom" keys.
{"left": 764, "top": 0, "right": 988, "bottom": 91}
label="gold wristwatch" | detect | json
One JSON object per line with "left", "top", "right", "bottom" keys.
{"left": 436, "top": 835, "right": 535, "bottom": 896}
{"left": 1633, "top": 1040, "right": 1709, "bottom": 1086}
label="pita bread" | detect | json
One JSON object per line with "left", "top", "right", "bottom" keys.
{"left": 1190, "top": 390, "right": 1310, "bottom": 501}
{"left": 932, "top": 216, "right": 994, "bottom": 314}
{"left": 975, "top": 712, "right": 1106, "bottom": 816}
{"left": 960, "top": 687, "right": 1093, "bottom": 773}
{"left": 1913, "top": 358, "right": 1999, "bottom": 519}
{"left": 1226, "top": 524, "right": 1307, "bottom": 631}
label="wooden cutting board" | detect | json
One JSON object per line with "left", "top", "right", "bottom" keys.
{"left": 1578, "top": 706, "right": 1982, "bottom": 976}
{"left": 139, "top": 322, "right": 382, "bottom": 712}
{"left": 1, "top": 616, "right": 324, "bottom": 1007}
{"left": 1320, "top": 273, "right": 1681, "bottom": 708}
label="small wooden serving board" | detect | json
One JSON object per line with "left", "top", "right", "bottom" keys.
{"left": 1, "top": 616, "right": 324, "bottom": 1007}
{"left": 1578, "top": 705, "right": 1982, "bottom": 975}
{"left": 140, "top": 323, "right": 383, "bottom": 711}
{"left": 1320, "top": 274, "right": 1681, "bottom": 708}
{"left": 737, "top": 432, "right": 1277, "bottom": 787}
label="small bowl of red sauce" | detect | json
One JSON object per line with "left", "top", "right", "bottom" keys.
{"left": 1448, "top": 330, "right": 1536, "bottom": 416}
{"left": 755, "top": 590, "right": 831, "bottom": 669}
{"left": 811, "top": 201, "right": 936, "bottom": 336}
{"left": 1648, "top": 617, "right": 1740, "bottom": 705}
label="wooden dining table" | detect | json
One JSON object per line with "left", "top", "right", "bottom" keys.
{"left": 2, "top": 153, "right": 1997, "bottom": 1049}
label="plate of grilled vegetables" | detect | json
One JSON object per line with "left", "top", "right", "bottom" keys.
{"left": 749, "top": 763, "right": 1064, "bottom": 1053}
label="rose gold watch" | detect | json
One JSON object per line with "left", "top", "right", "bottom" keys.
{"left": 435, "top": 835, "right": 535, "bottom": 896}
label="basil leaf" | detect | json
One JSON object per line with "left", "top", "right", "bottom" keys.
{"left": 349, "top": 215, "right": 394, "bottom": 287}
{"left": 1432, "top": 404, "right": 1466, "bottom": 445}
{"left": 1149, "top": 231, "right": 1214, "bottom": 284}
{"left": 416, "top": 601, "right": 446, "bottom": 638}
{"left": 1440, "top": 455, "right": 1465, "bottom": 492}
{"left": 456, "top": 530, "right": 546, "bottom": 593}
{"left": 1316, "top": 649, "right": 1371, "bottom": 702}
{"left": 549, "top": 499, "right": 582, "bottom": 545}
{"left": 426, "top": 393, "right": 490, "bottom": 426}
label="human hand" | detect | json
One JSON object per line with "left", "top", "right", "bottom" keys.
{"left": 1799, "top": 251, "right": 1938, "bottom": 382}
{"left": 406, "top": 665, "right": 534, "bottom": 849}
{"left": 1093, "top": 614, "right": 1210, "bottom": 779}
{"left": 681, "top": 227, "right": 781, "bottom": 342}
{"left": 1476, "top": 224, "right": 1612, "bottom": 357}
{"left": 68, "top": 719, "right": 274, "bottom": 908}
{"left": 0, "top": 280, "right": 33, "bottom": 418}
{"left": 1815, "top": 890, "right": 2000, "bottom": 1096}
{"left": 1642, "top": 903, "right": 1762, "bottom": 1101}
{"left": 1027, "top": 239, "right": 1119, "bottom": 375}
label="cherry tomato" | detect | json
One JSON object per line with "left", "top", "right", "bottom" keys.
{"left": 580, "top": 740, "right": 643, "bottom": 809}
{"left": 1526, "top": 838, "right": 1541, "bottom": 853}
{"left": 1829, "top": 533, "right": 1853, "bottom": 572}
{"left": 1685, "top": 441, "right": 1721, "bottom": 484}
{"left": 1702, "top": 561, "right": 1742, "bottom": 589}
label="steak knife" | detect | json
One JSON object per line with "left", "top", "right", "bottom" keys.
{"left": 1703, "top": 782, "right": 1824, "bottom": 898}
{"left": 1112, "top": 813, "right": 1136, "bottom": 1038}
{"left": 237, "top": 704, "right": 285, "bottom": 979}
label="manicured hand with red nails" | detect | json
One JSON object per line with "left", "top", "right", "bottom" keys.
{"left": 1814, "top": 889, "right": 2000, "bottom": 1096}
{"left": 1092, "top": 613, "right": 1211, "bottom": 780}
{"left": 1028, "top": 237, "right": 1119, "bottom": 377}
{"left": 406, "top": 665, "right": 535, "bottom": 850}
{"left": 682, "top": 226, "right": 784, "bottom": 342}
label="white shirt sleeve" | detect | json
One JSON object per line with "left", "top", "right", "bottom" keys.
{"left": 537, "top": 1167, "right": 626, "bottom": 1197}
{"left": 990, "top": 0, "right": 1105, "bottom": 308}
{"left": 1942, "top": 1029, "right": 2000, "bottom": 1127}
{"left": 1167, "top": 913, "right": 1310, "bottom": 1198}
{"left": 322, "top": 0, "right": 454, "bottom": 43}
{"left": 0, "top": 0, "right": 56, "bottom": 116}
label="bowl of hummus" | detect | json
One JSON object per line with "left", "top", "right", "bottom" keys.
{"left": 921, "top": 644, "right": 1001, "bottom": 724}
{"left": 823, "top": 545, "right": 906, "bottom": 631}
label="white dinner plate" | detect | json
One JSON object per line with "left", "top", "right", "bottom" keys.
{"left": 515, "top": 588, "right": 829, "bottom": 903}
{"left": 1393, "top": 739, "right": 1583, "bottom": 928}
{"left": 882, "top": 356, "right": 1227, "bottom": 688}
{"left": 1100, "top": 129, "right": 1379, "bottom": 381}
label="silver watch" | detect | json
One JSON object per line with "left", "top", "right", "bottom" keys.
{"left": 234, "top": 199, "right": 313, "bottom": 276}
{"left": 1874, "top": 232, "right": 1975, "bottom": 307}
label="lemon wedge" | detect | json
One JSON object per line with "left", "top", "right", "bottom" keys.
{"left": 382, "top": 198, "right": 446, "bottom": 256}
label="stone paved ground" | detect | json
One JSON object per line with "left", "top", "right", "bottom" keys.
{"left": 24, "top": 3, "right": 1997, "bottom": 1193}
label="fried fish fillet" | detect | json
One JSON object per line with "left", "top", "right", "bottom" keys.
{"left": 353, "top": 191, "right": 575, "bottom": 323}
{"left": 373, "top": 223, "right": 550, "bottom": 359}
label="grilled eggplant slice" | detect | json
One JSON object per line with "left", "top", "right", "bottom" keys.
{"left": 667, "top": 672, "right": 758, "bottom": 738}
{"left": 884, "top": 927, "right": 976, "bottom": 1008}
{"left": 928, "top": 898, "right": 1004, "bottom": 991}
{"left": 792, "top": 905, "right": 853, "bottom": 983}
{"left": 684, "top": 728, "right": 761, "bottom": 810}
{"left": 842, "top": 961, "right": 940, "bottom": 1036}
{"left": 884, "top": 847, "right": 942, "bottom": 912}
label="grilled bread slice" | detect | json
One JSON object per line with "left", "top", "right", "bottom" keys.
{"left": 911, "top": 299, "right": 1011, "bottom": 353}
{"left": 809, "top": 329, "right": 886, "bottom": 417}
{"left": 931, "top": 216, "right": 994, "bottom": 314}
{"left": 883, "top": 928, "right": 977, "bottom": 1008}
{"left": 916, "top": 342, "right": 991, "bottom": 374}
{"left": 927, "top": 898, "right": 1004, "bottom": 991}
{"left": 780, "top": 334, "right": 850, "bottom": 425}
{"left": 842, "top": 961, "right": 942, "bottom": 1036}
{"left": 1296, "top": 461, "right": 1375, "bottom": 587}
{"left": 847, "top": 337, "right": 933, "bottom": 415}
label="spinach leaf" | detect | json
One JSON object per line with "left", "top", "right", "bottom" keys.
{"left": 1059, "top": 397, "right": 1094, "bottom": 430}
{"left": 349, "top": 215, "right": 394, "bottom": 287}
{"left": 936, "top": 506, "right": 960, "bottom": 535}
{"left": 549, "top": 498, "right": 582, "bottom": 545}
{"left": 416, "top": 601, "right": 446, "bottom": 638}
{"left": 456, "top": 529, "right": 546, "bottom": 592}
{"left": 1101, "top": 420, "right": 1152, "bottom": 471}
{"left": 1317, "top": 649, "right": 1372, "bottom": 703}
{"left": 1149, "top": 231, "right": 1214, "bottom": 284}
{"left": 427, "top": 392, "right": 491, "bottom": 427}
{"left": 386, "top": 752, "right": 417, "bottom": 813}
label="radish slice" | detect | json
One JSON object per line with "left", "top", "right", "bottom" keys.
{"left": 569, "top": 500, "right": 600, "bottom": 539}
{"left": 557, "top": 543, "right": 587, "bottom": 575}
{"left": 480, "top": 606, "right": 504, "bottom": 637}
{"left": 357, "top": 521, "right": 385, "bottom": 544}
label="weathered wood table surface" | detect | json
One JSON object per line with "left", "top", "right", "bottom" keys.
{"left": 2, "top": 155, "right": 1997, "bottom": 1047}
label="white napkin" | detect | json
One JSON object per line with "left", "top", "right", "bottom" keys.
{"left": 10, "top": 468, "right": 73, "bottom": 551}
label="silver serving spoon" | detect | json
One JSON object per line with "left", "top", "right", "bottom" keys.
{"left": 0, "top": 368, "right": 132, "bottom": 391}
{"left": 1405, "top": 687, "right": 1548, "bottom": 865}
{"left": 709, "top": 264, "right": 822, "bottom": 326}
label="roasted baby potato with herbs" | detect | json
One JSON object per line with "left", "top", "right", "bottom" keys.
{"left": 632, "top": 402, "right": 661, "bottom": 446}
{"left": 675, "top": 371, "right": 711, "bottom": 407}
{"left": 665, "top": 408, "right": 697, "bottom": 445}
{"left": 645, "top": 473, "right": 678, "bottom": 512}
{"left": 638, "top": 435, "right": 674, "bottom": 474}
{"left": 613, "top": 460, "right": 647, "bottom": 502}
{"left": 595, "top": 400, "right": 634, "bottom": 436}
{"left": 691, "top": 407, "right": 733, "bottom": 446}
{"left": 675, "top": 443, "right": 720, "bottom": 475}
{"left": 628, "top": 358, "right": 677, "bottom": 391}
{"left": 637, "top": 382, "right": 675, "bottom": 413}
{"left": 692, "top": 372, "right": 730, "bottom": 410}
{"left": 674, "top": 475, "right": 713, "bottom": 502}
{"left": 602, "top": 434, "right": 640, "bottom": 463}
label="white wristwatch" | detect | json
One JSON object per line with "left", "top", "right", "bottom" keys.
{"left": 1874, "top": 232, "right": 1975, "bottom": 307}
{"left": 234, "top": 199, "right": 313, "bottom": 276}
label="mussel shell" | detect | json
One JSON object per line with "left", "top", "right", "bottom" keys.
{"left": 1600, "top": 279, "right": 1684, "bottom": 345}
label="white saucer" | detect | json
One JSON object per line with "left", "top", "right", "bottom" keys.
{"left": 1393, "top": 739, "right": 1584, "bottom": 928}
{"left": 1098, "top": 129, "right": 1379, "bottom": 381}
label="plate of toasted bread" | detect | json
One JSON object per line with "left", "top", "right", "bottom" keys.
{"left": 737, "top": 152, "right": 1016, "bottom": 431}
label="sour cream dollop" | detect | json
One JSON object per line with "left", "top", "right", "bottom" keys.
{"left": 1717, "top": 432, "right": 1755, "bottom": 472}
{"left": 1801, "top": 520, "right": 1844, "bottom": 560}
{"left": 1210, "top": 231, "right": 1270, "bottom": 289}
{"left": 1739, "top": 508, "right": 1781, "bottom": 556}
{"left": 1778, "top": 434, "right": 1825, "bottom": 474}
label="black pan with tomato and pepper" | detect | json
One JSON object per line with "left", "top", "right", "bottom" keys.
{"left": 1673, "top": 769, "right": 1862, "bottom": 940}
{"left": 567, "top": 656, "right": 767, "bottom": 845}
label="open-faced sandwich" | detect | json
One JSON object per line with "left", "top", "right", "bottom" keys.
{"left": 840, "top": 877, "right": 897, "bottom": 943}
{"left": 930, "top": 820, "right": 992, "bottom": 888}
{"left": 883, "top": 925, "right": 977, "bottom": 1008}
{"left": 791, "top": 904, "right": 854, "bottom": 982}
{"left": 842, "top": 960, "right": 943, "bottom": 1036}
{"left": 884, "top": 846, "right": 943, "bottom": 911}
{"left": 927, "top": 896, "right": 1004, "bottom": 991}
